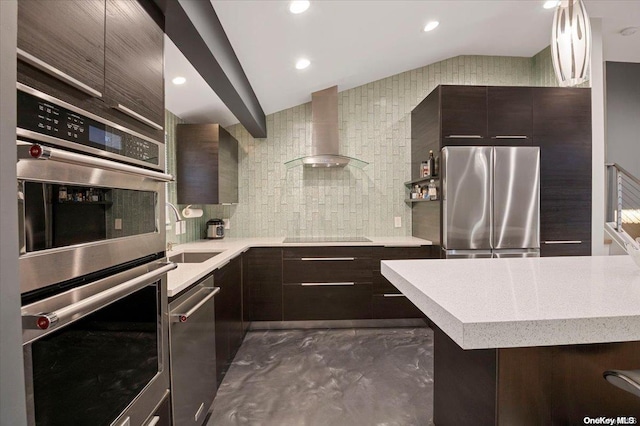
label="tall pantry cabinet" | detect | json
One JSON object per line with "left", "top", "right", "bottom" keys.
{"left": 411, "top": 85, "right": 592, "bottom": 256}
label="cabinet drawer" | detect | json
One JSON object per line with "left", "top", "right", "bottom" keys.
{"left": 283, "top": 247, "right": 372, "bottom": 284}
{"left": 372, "top": 294, "right": 424, "bottom": 319}
{"left": 283, "top": 259, "right": 372, "bottom": 283}
{"left": 283, "top": 283, "right": 372, "bottom": 321}
{"left": 373, "top": 246, "right": 439, "bottom": 270}
{"left": 283, "top": 246, "right": 373, "bottom": 259}
{"left": 541, "top": 241, "right": 591, "bottom": 257}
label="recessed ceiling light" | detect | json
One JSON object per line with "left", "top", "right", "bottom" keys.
{"left": 620, "top": 26, "right": 638, "bottom": 36}
{"left": 295, "top": 58, "right": 310, "bottom": 70}
{"left": 543, "top": 1, "right": 560, "bottom": 9}
{"left": 289, "top": 0, "right": 310, "bottom": 14}
{"left": 423, "top": 21, "right": 439, "bottom": 32}
{"left": 172, "top": 76, "right": 186, "bottom": 85}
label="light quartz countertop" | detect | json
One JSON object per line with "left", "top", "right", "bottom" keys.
{"left": 167, "top": 236, "right": 432, "bottom": 297}
{"left": 381, "top": 255, "right": 640, "bottom": 350}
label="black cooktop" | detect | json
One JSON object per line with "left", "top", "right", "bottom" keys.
{"left": 283, "top": 236, "right": 371, "bottom": 243}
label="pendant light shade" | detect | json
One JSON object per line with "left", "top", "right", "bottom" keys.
{"left": 551, "top": 0, "right": 591, "bottom": 87}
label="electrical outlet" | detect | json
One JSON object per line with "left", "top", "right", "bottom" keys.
{"left": 223, "top": 218, "right": 230, "bottom": 230}
{"left": 180, "top": 221, "right": 186, "bottom": 235}
{"left": 115, "top": 218, "right": 122, "bottom": 230}
{"left": 175, "top": 221, "right": 181, "bottom": 236}
{"left": 394, "top": 216, "right": 402, "bottom": 228}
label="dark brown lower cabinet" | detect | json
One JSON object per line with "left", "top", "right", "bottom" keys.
{"left": 371, "top": 246, "right": 438, "bottom": 319}
{"left": 433, "top": 326, "right": 640, "bottom": 425}
{"left": 214, "top": 256, "right": 243, "bottom": 386}
{"left": 283, "top": 283, "right": 372, "bottom": 321}
{"left": 243, "top": 245, "right": 437, "bottom": 324}
{"left": 244, "top": 248, "right": 283, "bottom": 321}
{"left": 372, "top": 294, "right": 423, "bottom": 319}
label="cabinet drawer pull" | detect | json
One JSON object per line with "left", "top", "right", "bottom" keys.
{"left": 146, "top": 416, "right": 160, "bottom": 426}
{"left": 543, "top": 240, "right": 583, "bottom": 244}
{"left": 491, "top": 135, "right": 528, "bottom": 139}
{"left": 115, "top": 104, "right": 163, "bottom": 131}
{"left": 300, "top": 257, "right": 355, "bottom": 261}
{"left": 17, "top": 48, "right": 102, "bottom": 98}
{"left": 445, "top": 135, "right": 483, "bottom": 139}
{"left": 300, "top": 282, "right": 355, "bottom": 286}
{"left": 383, "top": 293, "right": 405, "bottom": 297}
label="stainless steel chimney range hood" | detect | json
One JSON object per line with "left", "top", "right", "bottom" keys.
{"left": 285, "top": 86, "right": 368, "bottom": 169}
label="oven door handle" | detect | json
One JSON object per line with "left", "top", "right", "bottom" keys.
{"left": 23, "top": 262, "right": 177, "bottom": 331}
{"left": 18, "top": 143, "right": 174, "bottom": 182}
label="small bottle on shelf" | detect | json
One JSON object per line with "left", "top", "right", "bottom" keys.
{"left": 428, "top": 180, "right": 438, "bottom": 200}
{"left": 411, "top": 184, "right": 420, "bottom": 199}
{"left": 58, "top": 186, "right": 67, "bottom": 202}
{"left": 421, "top": 160, "right": 430, "bottom": 178}
{"left": 427, "top": 150, "right": 435, "bottom": 177}
{"left": 433, "top": 154, "right": 439, "bottom": 177}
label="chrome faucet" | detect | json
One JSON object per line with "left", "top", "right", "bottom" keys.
{"left": 166, "top": 241, "right": 175, "bottom": 252}
{"left": 166, "top": 202, "right": 181, "bottom": 223}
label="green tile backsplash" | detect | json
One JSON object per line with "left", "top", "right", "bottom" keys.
{"left": 166, "top": 52, "right": 585, "bottom": 241}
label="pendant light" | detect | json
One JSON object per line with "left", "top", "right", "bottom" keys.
{"left": 551, "top": 0, "right": 591, "bottom": 87}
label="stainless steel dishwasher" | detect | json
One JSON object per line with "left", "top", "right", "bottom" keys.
{"left": 169, "top": 276, "right": 219, "bottom": 426}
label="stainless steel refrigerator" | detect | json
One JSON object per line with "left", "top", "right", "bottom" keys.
{"left": 442, "top": 146, "right": 540, "bottom": 258}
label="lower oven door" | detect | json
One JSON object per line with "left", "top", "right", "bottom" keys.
{"left": 17, "top": 142, "right": 172, "bottom": 295}
{"left": 21, "top": 260, "right": 175, "bottom": 426}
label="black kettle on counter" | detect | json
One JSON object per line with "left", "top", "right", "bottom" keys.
{"left": 206, "top": 219, "right": 225, "bottom": 239}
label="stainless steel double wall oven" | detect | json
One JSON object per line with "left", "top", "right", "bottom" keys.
{"left": 17, "top": 83, "right": 174, "bottom": 426}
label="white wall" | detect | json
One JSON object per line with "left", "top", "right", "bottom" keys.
{"left": 0, "top": 1, "right": 28, "bottom": 424}
{"left": 605, "top": 62, "right": 640, "bottom": 177}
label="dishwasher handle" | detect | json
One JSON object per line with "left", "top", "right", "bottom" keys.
{"left": 171, "top": 287, "right": 220, "bottom": 323}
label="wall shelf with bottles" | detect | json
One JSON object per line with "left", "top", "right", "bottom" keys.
{"left": 56, "top": 200, "right": 113, "bottom": 205}
{"left": 404, "top": 177, "right": 439, "bottom": 187}
{"left": 404, "top": 198, "right": 438, "bottom": 204}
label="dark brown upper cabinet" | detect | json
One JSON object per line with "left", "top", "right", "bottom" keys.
{"left": 487, "top": 87, "right": 532, "bottom": 145}
{"left": 17, "top": 0, "right": 164, "bottom": 140}
{"left": 440, "top": 85, "right": 488, "bottom": 145}
{"left": 105, "top": 0, "right": 164, "bottom": 132}
{"left": 17, "top": 0, "right": 106, "bottom": 98}
{"left": 176, "top": 124, "right": 239, "bottom": 205}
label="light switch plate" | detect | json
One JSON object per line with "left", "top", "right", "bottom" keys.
{"left": 394, "top": 216, "right": 402, "bottom": 228}
{"left": 115, "top": 218, "right": 122, "bottom": 230}
{"left": 223, "top": 219, "right": 230, "bottom": 230}
{"left": 175, "top": 221, "right": 181, "bottom": 235}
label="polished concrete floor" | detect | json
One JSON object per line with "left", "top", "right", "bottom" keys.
{"left": 208, "top": 327, "right": 434, "bottom": 426}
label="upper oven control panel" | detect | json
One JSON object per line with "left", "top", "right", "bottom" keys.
{"left": 17, "top": 85, "right": 162, "bottom": 171}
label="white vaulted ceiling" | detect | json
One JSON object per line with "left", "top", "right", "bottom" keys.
{"left": 164, "top": 0, "right": 640, "bottom": 125}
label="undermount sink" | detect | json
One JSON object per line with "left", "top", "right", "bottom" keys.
{"left": 168, "top": 251, "right": 223, "bottom": 264}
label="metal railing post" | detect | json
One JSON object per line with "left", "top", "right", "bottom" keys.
{"left": 616, "top": 168, "right": 623, "bottom": 232}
